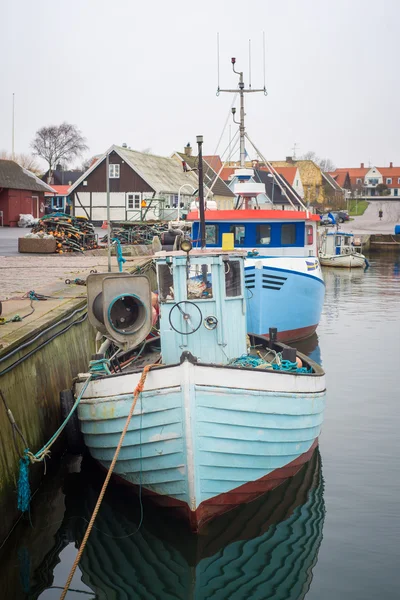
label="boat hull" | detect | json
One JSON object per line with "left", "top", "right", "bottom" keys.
{"left": 319, "top": 252, "right": 366, "bottom": 268}
{"left": 76, "top": 359, "right": 326, "bottom": 530}
{"left": 244, "top": 256, "right": 325, "bottom": 342}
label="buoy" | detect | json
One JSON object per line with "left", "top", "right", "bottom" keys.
{"left": 101, "top": 221, "right": 108, "bottom": 229}
{"left": 296, "top": 356, "right": 303, "bottom": 369}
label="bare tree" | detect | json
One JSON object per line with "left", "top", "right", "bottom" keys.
{"left": 81, "top": 155, "right": 98, "bottom": 171}
{"left": 301, "top": 150, "right": 335, "bottom": 172}
{"left": 31, "top": 122, "right": 88, "bottom": 181}
{"left": 0, "top": 150, "right": 43, "bottom": 176}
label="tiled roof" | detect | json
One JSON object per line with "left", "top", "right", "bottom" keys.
{"left": 44, "top": 185, "right": 70, "bottom": 196}
{"left": 259, "top": 165, "right": 297, "bottom": 186}
{"left": 322, "top": 172, "right": 343, "bottom": 191}
{"left": 176, "top": 153, "right": 234, "bottom": 198}
{"left": 255, "top": 169, "right": 302, "bottom": 205}
{"left": 203, "top": 155, "right": 223, "bottom": 172}
{"left": 328, "top": 171, "right": 349, "bottom": 188}
{"left": 0, "top": 160, "right": 55, "bottom": 193}
{"left": 335, "top": 167, "right": 368, "bottom": 177}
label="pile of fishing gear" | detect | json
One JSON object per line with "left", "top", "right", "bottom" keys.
{"left": 29, "top": 213, "right": 99, "bottom": 253}
{"left": 100, "top": 222, "right": 172, "bottom": 245}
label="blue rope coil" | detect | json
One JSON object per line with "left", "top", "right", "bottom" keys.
{"left": 17, "top": 451, "right": 31, "bottom": 513}
{"left": 229, "top": 354, "right": 312, "bottom": 373}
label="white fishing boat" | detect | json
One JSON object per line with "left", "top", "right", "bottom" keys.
{"left": 319, "top": 230, "right": 368, "bottom": 268}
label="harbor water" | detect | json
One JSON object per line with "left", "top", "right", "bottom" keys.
{"left": 1, "top": 255, "right": 399, "bottom": 599}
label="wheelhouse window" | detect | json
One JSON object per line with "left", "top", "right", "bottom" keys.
{"left": 281, "top": 224, "right": 296, "bottom": 245}
{"left": 230, "top": 225, "right": 246, "bottom": 246}
{"left": 158, "top": 264, "right": 174, "bottom": 301}
{"left": 187, "top": 264, "right": 213, "bottom": 299}
{"left": 344, "top": 236, "right": 350, "bottom": 246}
{"left": 256, "top": 224, "right": 271, "bottom": 245}
{"left": 109, "top": 164, "right": 120, "bottom": 179}
{"left": 224, "top": 260, "right": 242, "bottom": 297}
{"left": 307, "top": 225, "right": 313, "bottom": 245}
{"left": 335, "top": 236, "right": 342, "bottom": 246}
{"left": 205, "top": 224, "right": 218, "bottom": 245}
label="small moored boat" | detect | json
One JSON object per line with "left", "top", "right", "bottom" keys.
{"left": 319, "top": 230, "right": 368, "bottom": 268}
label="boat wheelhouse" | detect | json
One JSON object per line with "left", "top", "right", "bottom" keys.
{"left": 187, "top": 209, "right": 325, "bottom": 343}
{"left": 319, "top": 230, "right": 368, "bottom": 268}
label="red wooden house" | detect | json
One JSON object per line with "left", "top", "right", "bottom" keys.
{"left": 0, "top": 160, "right": 55, "bottom": 226}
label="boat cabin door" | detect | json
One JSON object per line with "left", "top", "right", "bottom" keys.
{"left": 156, "top": 253, "right": 247, "bottom": 364}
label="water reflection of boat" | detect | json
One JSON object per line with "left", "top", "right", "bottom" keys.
{"left": 31, "top": 447, "right": 324, "bottom": 599}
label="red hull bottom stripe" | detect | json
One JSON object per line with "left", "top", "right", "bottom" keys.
{"left": 261, "top": 324, "right": 317, "bottom": 343}
{"left": 109, "top": 439, "right": 319, "bottom": 532}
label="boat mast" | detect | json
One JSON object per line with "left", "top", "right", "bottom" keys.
{"left": 218, "top": 57, "right": 267, "bottom": 167}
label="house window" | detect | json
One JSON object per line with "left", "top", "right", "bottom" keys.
{"left": 356, "top": 178, "right": 362, "bottom": 184}
{"left": 230, "top": 225, "right": 246, "bottom": 246}
{"left": 386, "top": 178, "right": 392, "bottom": 184}
{"left": 109, "top": 164, "right": 120, "bottom": 178}
{"left": 307, "top": 225, "right": 313, "bottom": 245}
{"left": 205, "top": 224, "right": 218, "bottom": 245}
{"left": 127, "top": 193, "right": 140, "bottom": 209}
{"left": 256, "top": 224, "right": 271, "bottom": 245}
{"left": 397, "top": 178, "right": 400, "bottom": 184}
{"left": 281, "top": 224, "right": 296, "bottom": 245}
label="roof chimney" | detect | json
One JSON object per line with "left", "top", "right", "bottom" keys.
{"left": 122, "top": 142, "right": 127, "bottom": 148}
{"left": 184, "top": 143, "right": 192, "bottom": 157}
{"left": 389, "top": 162, "right": 393, "bottom": 168}
{"left": 286, "top": 156, "right": 294, "bottom": 164}
{"left": 360, "top": 162, "right": 364, "bottom": 169}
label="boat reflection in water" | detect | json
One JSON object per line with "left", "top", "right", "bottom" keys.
{"left": 32, "top": 447, "right": 325, "bottom": 599}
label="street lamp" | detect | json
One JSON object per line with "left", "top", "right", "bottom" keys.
{"left": 177, "top": 183, "right": 196, "bottom": 220}
{"left": 196, "top": 135, "right": 206, "bottom": 248}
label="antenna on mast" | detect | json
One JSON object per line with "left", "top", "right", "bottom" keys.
{"left": 248, "top": 39, "right": 252, "bottom": 89}
{"left": 292, "top": 142, "right": 299, "bottom": 159}
{"left": 263, "top": 31, "right": 266, "bottom": 91}
{"left": 217, "top": 38, "right": 267, "bottom": 168}
{"left": 217, "top": 32, "right": 220, "bottom": 91}
{"left": 12, "top": 93, "right": 15, "bottom": 160}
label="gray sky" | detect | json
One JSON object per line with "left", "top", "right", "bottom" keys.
{"left": 1, "top": 0, "right": 399, "bottom": 170}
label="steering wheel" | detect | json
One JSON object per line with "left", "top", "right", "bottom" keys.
{"left": 204, "top": 316, "right": 218, "bottom": 330}
{"left": 169, "top": 301, "right": 203, "bottom": 335}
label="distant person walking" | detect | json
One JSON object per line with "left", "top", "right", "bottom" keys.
{"left": 379, "top": 209, "right": 383, "bottom": 221}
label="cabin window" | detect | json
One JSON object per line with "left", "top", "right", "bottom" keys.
{"left": 109, "top": 164, "right": 120, "bottom": 179}
{"left": 205, "top": 224, "right": 218, "bottom": 245}
{"left": 256, "top": 224, "right": 271, "bottom": 245}
{"left": 344, "top": 236, "right": 350, "bottom": 246}
{"left": 230, "top": 225, "right": 246, "bottom": 246}
{"left": 281, "top": 224, "right": 296, "bottom": 245}
{"left": 127, "top": 194, "right": 141, "bottom": 209}
{"left": 158, "top": 264, "right": 174, "bottom": 301}
{"left": 187, "top": 264, "right": 213, "bottom": 299}
{"left": 225, "top": 260, "right": 242, "bottom": 297}
{"left": 335, "top": 236, "right": 342, "bottom": 246}
{"left": 307, "top": 225, "right": 313, "bottom": 245}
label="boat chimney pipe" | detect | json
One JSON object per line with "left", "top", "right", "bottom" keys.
{"left": 197, "top": 135, "right": 206, "bottom": 248}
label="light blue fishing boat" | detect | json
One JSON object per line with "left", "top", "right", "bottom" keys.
{"left": 70, "top": 239, "right": 326, "bottom": 531}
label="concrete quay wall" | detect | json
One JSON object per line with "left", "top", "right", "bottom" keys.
{"left": 0, "top": 301, "right": 95, "bottom": 542}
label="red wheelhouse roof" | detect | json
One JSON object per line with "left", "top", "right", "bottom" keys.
{"left": 186, "top": 210, "right": 320, "bottom": 222}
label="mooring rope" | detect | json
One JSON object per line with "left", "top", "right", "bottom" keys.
{"left": 60, "top": 363, "right": 155, "bottom": 600}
